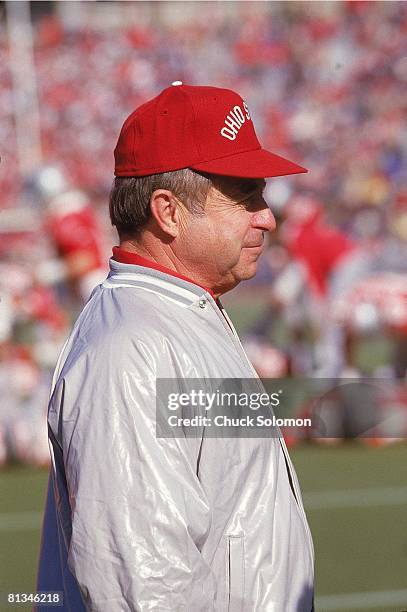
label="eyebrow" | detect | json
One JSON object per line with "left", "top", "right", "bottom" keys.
{"left": 213, "top": 176, "right": 266, "bottom": 202}
{"left": 235, "top": 179, "right": 266, "bottom": 199}
{"left": 237, "top": 178, "right": 264, "bottom": 191}
{"left": 226, "top": 178, "right": 265, "bottom": 197}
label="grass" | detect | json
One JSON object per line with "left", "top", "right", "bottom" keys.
{"left": 1, "top": 444, "right": 407, "bottom": 611}
{"left": 291, "top": 444, "right": 407, "bottom": 608}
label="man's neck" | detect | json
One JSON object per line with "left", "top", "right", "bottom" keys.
{"left": 117, "top": 240, "right": 218, "bottom": 297}
{"left": 119, "top": 239, "right": 183, "bottom": 272}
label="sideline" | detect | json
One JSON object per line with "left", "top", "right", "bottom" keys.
{"left": 0, "top": 510, "right": 42, "bottom": 531}
{"left": 303, "top": 485, "right": 407, "bottom": 510}
{"left": 1, "top": 486, "right": 407, "bottom": 531}
{"left": 316, "top": 588, "right": 407, "bottom": 610}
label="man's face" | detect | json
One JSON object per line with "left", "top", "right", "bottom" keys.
{"left": 176, "top": 176, "right": 276, "bottom": 296}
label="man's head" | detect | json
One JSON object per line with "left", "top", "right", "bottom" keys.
{"left": 111, "top": 83, "right": 307, "bottom": 295}
{"left": 110, "top": 170, "right": 274, "bottom": 295}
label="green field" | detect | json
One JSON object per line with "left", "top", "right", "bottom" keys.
{"left": 1, "top": 444, "right": 407, "bottom": 611}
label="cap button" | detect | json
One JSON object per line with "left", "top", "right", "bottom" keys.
{"left": 171, "top": 81, "right": 183, "bottom": 86}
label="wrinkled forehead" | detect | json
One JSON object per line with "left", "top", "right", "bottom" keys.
{"left": 211, "top": 175, "right": 266, "bottom": 199}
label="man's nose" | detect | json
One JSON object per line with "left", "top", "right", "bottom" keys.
{"left": 251, "top": 205, "right": 276, "bottom": 233}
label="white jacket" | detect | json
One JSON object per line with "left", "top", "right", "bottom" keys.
{"left": 37, "top": 259, "right": 314, "bottom": 611}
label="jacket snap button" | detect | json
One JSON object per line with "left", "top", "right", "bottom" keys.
{"left": 199, "top": 298, "right": 207, "bottom": 309}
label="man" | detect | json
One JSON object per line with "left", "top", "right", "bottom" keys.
{"left": 37, "top": 83, "right": 314, "bottom": 611}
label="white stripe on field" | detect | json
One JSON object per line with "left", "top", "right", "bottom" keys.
{"left": 0, "top": 510, "right": 42, "bottom": 531}
{"left": 316, "top": 588, "right": 407, "bottom": 610}
{"left": 304, "top": 486, "right": 407, "bottom": 510}
{"left": 0, "top": 486, "right": 406, "bottom": 532}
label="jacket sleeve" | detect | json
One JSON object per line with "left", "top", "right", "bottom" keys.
{"left": 57, "top": 363, "right": 216, "bottom": 612}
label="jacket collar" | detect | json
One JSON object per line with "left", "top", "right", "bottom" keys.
{"left": 105, "top": 258, "right": 211, "bottom": 307}
{"left": 112, "top": 247, "right": 214, "bottom": 296}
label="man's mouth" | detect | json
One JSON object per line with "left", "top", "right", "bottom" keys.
{"left": 244, "top": 232, "right": 265, "bottom": 249}
{"left": 243, "top": 242, "right": 264, "bottom": 249}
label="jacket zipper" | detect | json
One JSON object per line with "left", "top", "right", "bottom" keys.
{"left": 208, "top": 295, "right": 314, "bottom": 551}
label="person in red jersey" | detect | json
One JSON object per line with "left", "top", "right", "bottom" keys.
{"left": 29, "top": 165, "right": 108, "bottom": 302}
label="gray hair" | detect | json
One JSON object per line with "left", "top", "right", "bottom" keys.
{"left": 109, "top": 168, "right": 212, "bottom": 238}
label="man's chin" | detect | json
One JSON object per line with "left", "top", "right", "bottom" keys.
{"left": 236, "top": 261, "right": 258, "bottom": 281}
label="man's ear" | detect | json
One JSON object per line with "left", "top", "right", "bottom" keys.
{"left": 150, "top": 189, "right": 181, "bottom": 238}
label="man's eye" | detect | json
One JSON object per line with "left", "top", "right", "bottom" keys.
{"left": 243, "top": 197, "right": 256, "bottom": 210}
{"left": 245, "top": 192, "right": 261, "bottom": 205}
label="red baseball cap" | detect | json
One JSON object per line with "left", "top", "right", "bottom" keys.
{"left": 114, "top": 82, "right": 307, "bottom": 179}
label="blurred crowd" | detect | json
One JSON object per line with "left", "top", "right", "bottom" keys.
{"left": 0, "top": 1, "right": 406, "bottom": 466}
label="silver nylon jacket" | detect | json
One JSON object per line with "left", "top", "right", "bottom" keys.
{"left": 37, "top": 259, "right": 314, "bottom": 611}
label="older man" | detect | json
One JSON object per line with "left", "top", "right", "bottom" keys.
{"left": 37, "top": 83, "right": 314, "bottom": 611}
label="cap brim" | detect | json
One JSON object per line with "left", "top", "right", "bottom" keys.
{"left": 191, "top": 147, "right": 307, "bottom": 179}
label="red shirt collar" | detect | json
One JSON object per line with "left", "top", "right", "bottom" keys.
{"left": 112, "top": 247, "right": 214, "bottom": 297}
